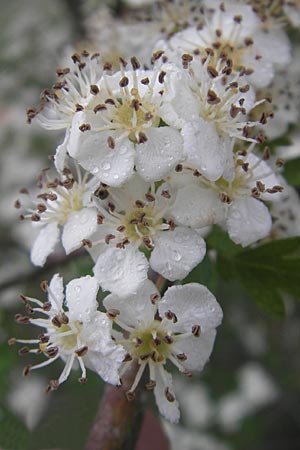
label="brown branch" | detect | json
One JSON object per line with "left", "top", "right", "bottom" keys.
{"left": 85, "top": 363, "right": 145, "bottom": 450}
{"left": 0, "top": 248, "right": 88, "bottom": 293}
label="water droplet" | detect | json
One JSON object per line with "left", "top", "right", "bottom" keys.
{"left": 101, "top": 161, "right": 111, "bottom": 171}
{"left": 92, "top": 166, "right": 99, "bottom": 174}
{"left": 113, "top": 174, "right": 119, "bottom": 180}
{"left": 172, "top": 251, "right": 182, "bottom": 262}
{"left": 75, "top": 285, "right": 81, "bottom": 293}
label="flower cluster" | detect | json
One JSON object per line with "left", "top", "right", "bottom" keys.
{"left": 11, "top": 0, "right": 299, "bottom": 422}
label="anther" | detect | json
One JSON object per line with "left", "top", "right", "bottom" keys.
{"left": 207, "top": 66, "right": 219, "bottom": 78}
{"left": 15, "top": 315, "right": 31, "bottom": 324}
{"left": 151, "top": 50, "right": 164, "bottom": 63}
{"left": 131, "top": 56, "right": 141, "bottom": 70}
{"left": 8, "top": 338, "right": 17, "bottom": 346}
{"left": 163, "top": 335, "right": 173, "bottom": 344}
{"left": 94, "top": 104, "right": 107, "bottom": 113}
{"left": 176, "top": 353, "right": 187, "bottom": 361}
{"left": 145, "top": 380, "right": 156, "bottom": 390}
{"left": 46, "top": 347, "right": 59, "bottom": 358}
{"left": 165, "top": 310, "right": 178, "bottom": 323}
{"left": 276, "top": 158, "right": 284, "bottom": 167}
{"left": 145, "top": 193, "right": 155, "bottom": 202}
{"left": 158, "top": 71, "right": 167, "bottom": 84}
{"left": 150, "top": 293, "right": 160, "bottom": 304}
{"left": 126, "top": 390, "right": 136, "bottom": 401}
{"left": 175, "top": 164, "right": 183, "bottom": 172}
{"left": 90, "top": 84, "right": 100, "bottom": 95}
{"left": 76, "top": 104, "right": 84, "bottom": 111}
{"left": 119, "top": 76, "right": 129, "bottom": 88}
{"left": 31, "top": 214, "right": 40, "bottom": 222}
{"left": 79, "top": 123, "right": 91, "bottom": 132}
{"left": 75, "top": 346, "right": 88, "bottom": 357}
{"left": 207, "top": 89, "right": 221, "bottom": 104}
{"left": 233, "top": 14, "right": 242, "bottom": 23}
{"left": 14, "top": 199, "right": 21, "bottom": 209}
{"left": 97, "top": 214, "right": 105, "bottom": 224}
{"left": 106, "top": 309, "right": 120, "bottom": 319}
{"left": 103, "top": 62, "right": 113, "bottom": 71}
{"left": 138, "top": 132, "right": 148, "bottom": 144}
{"left": 165, "top": 387, "right": 175, "bottom": 402}
{"left": 134, "top": 337, "right": 143, "bottom": 347}
{"left": 23, "top": 365, "right": 32, "bottom": 376}
{"left": 192, "top": 325, "right": 201, "bottom": 337}
{"left": 107, "top": 136, "right": 115, "bottom": 149}
{"left": 79, "top": 377, "right": 87, "bottom": 384}
{"left": 43, "top": 301, "right": 51, "bottom": 311}
{"left": 18, "top": 346, "right": 30, "bottom": 356}
{"left": 105, "top": 234, "right": 116, "bottom": 244}
{"left": 161, "top": 190, "right": 171, "bottom": 199}
{"left": 51, "top": 316, "right": 62, "bottom": 328}
{"left": 123, "top": 353, "right": 133, "bottom": 362}
{"left": 135, "top": 200, "right": 145, "bottom": 208}
{"left": 141, "top": 77, "right": 150, "bottom": 85}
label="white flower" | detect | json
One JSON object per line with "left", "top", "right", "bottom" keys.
{"left": 169, "top": 150, "right": 283, "bottom": 246}
{"left": 160, "top": 54, "right": 264, "bottom": 181}
{"left": 18, "top": 166, "right": 98, "bottom": 266}
{"left": 11, "top": 275, "right": 126, "bottom": 389}
{"left": 68, "top": 61, "right": 184, "bottom": 186}
{"left": 89, "top": 174, "right": 206, "bottom": 294}
{"left": 165, "top": 1, "right": 291, "bottom": 88}
{"left": 27, "top": 51, "right": 104, "bottom": 171}
{"left": 104, "top": 280, "right": 223, "bottom": 422}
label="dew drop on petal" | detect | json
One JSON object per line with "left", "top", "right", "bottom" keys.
{"left": 101, "top": 161, "right": 111, "bottom": 171}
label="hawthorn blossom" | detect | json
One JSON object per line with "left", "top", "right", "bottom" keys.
{"left": 104, "top": 280, "right": 223, "bottom": 422}
{"left": 159, "top": 53, "right": 266, "bottom": 181}
{"left": 89, "top": 174, "right": 206, "bottom": 296}
{"left": 27, "top": 51, "right": 104, "bottom": 171}
{"left": 165, "top": 1, "right": 291, "bottom": 88}
{"left": 10, "top": 275, "right": 125, "bottom": 389}
{"left": 16, "top": 166, "right": 98, "bottom": 266}
{"left": 68, "top": 59, "right": 184, "bottom": 186}
{"left": 169, "top": 150, "right": 283, "bottom": 246}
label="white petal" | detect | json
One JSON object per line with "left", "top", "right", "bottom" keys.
{"left": 135, "top": 127, "right": 183, "bottom": 182}
{"left": 30, "top": 223, "right": 59, "bottom": 267}
{"left": 170, "top": 185, "right": 225, "bottom": 228}
{"left": 65, "top": 276, "right": 99, "bottom": 322}
{"left": 72, "top": 130, "right": 135, "bottom": 187}
{"left": 83, "top": 312, "right": 126, "bottom": 385}
{"left": 48, "top": 274, "right": 64, "bottom": 311}
{"left": 54, "top": 130, "right": 70, "bottom": 173}
{"left": 182, "top": 120, "right": 227, "bottom": 181}
{"left": 62, "top": 208, "right": 98, "bottom": 254}
{"left": 93, "top": 246, "right": 148, "bottom": 298}
{"left": 85, "top": 347, "right": 125, "bottom": 385}
{"left": 153, "top": 365, "right": 180, "bottom": 423}
{"left": 174, "top": 330, "right": 217, "bottom": 372}
{"left": 227, "top": 198, "right": 272, "bottom": 246}
{"left": 253, "top": 30, "right": 291, "bottom": 67}
{"left": 104, "top": 279, "right": 159, "bottom": 328}
{"left": 159, "top": 283, "right": 223, "bottom": 334}
{"left": 151, "top": 228, "right": 206, "bottom": 281}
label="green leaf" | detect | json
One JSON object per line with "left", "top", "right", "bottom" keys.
{"left": 183, "top": 253, "right": 218, "bottom": 294}
{"left": 0, "top": 406, "right": 30, "bottom": 450}
{"left": 282, "top": 158, "right": 300, "bottom": 187}
{"left": 210, "top": 227, "right": 300, "bottom": 318}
